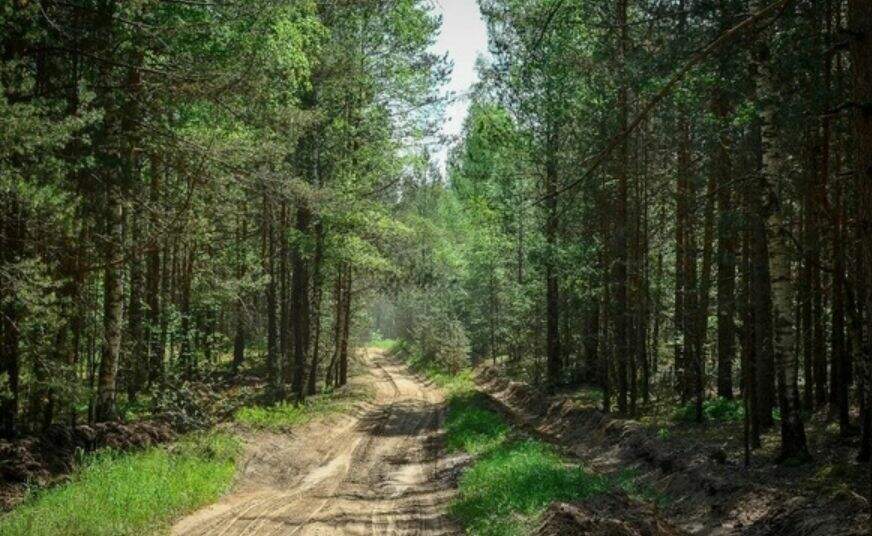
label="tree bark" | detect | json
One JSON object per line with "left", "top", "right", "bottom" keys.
{"left": 613, "top": 0, "right": 630, "bottom": 412}
{"left": 264, "top": 195, "right": 281, "bottom": 400}
{"left": 145, "top": 164, "right": 162, "bottom": 386}
{"left": 545, "top": 126, "right": 561, "bottom": 391}
{"left": 232, "top": 214, "right": 246, "bottom": 376}
{"left": 754, "top": 16, "right": 810, "bottom": 460}
{"left": 291, "top": 205, "right": 311, "bottom": 400}
{"left": 96, "top": 192, "right": 124, "bottom": 422}
{"left": 338, "top": 268, "right": 352, "bottom": 388}
{"left": 714, "top": 83, "right": 737, "bottom": 400}
{"left": 847, "top": 1, "right": 872, "bottom": 488}
{"left": 307, "top": 221, "right": 324, "bottom": 396}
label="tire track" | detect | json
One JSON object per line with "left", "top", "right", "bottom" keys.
{"left": 172, "top": 349, "right": 460, "bottom": 536}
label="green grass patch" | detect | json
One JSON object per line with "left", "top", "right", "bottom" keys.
{"left": 0, "top": 432, "right": 240, "bottom": 536}
{"left": 451, "top": 439, "right": 611, "bottom": 536}
{"left": 234, "top": 388, "right": 370, "bottom": 431}
{"left": 445, "top": 387, "right": 618, "bottom": 535}
{"left": 672, "top": 397, "right": 745, "bottom": 423}
{"left": 369, "top": 337, "right": 399, "bottom": 351}
{"left": 445, "top": 393, "right": 508, "bottom": 454}
{"left": 398, "top": 343, "right": 475, "bottom": 396}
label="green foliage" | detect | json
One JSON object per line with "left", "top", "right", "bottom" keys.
{"left": 234, "top": 389, "right": 370, "bottom": 431}
{"left": 445, "top": 393, "right": 508, "bottom": 455}
{"left": 0, "top": 433, "right": 240, "bottom": 536}
{"left": 671, "top": 397, "right": 744, "bottom": 423}
{"left": 443, "top": 384, "right": 620, "bottom": 536}
{"left": 451, "top": 439, "right": 610, "bottom": 536}
{"left": 367, "top": 332, "right": 398, "bottom": 351}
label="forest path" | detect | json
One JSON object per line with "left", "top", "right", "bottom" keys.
{"left": 172, "top": 349, "right": 460, "bottom": 536}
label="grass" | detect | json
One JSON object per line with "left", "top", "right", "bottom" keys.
{"left": 672, "top": 397, "right": 745, "bottom": 423}
{"left": 444, "top": 391, "right": 616, "bottom": 536}
{"left": 445, "top": 393, "right": 508, "bottom": 454}
{"left": 368, "top": 337, "right": 399, "bottom": 351}
{"left": 0, "top": 432, "right": 240, "bottom": 536}
{"left": 452, "top": 440, "right": 613, "bottom": 536}
{"left": 234, "top": 388, "right": 371, "bottom": 431}
{"left": 671, "top": 397, "right": 788, "bottom": 424}
{"left": 394, "top": 344, "right": 666, "bottom": 533}
{"left": 420, "top": 360, "right": 620, "bottom": 536}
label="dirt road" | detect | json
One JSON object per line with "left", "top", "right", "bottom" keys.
{"left": 172, "top": 350, "right": 460, "bottom": 536}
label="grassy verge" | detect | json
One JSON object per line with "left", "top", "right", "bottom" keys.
{"left": 445, "top": 389, "right": 618, "bottom": 535}
{"left": 368, "top": 337, "right": 399, "bottom": 351}
{"left": 234, "top": 385, "right": 372, "bottom": 431}
{"left": 406, "top": 357, "right": 639, "bottom": 536}
{"left": 0, "top": 432, "right": 240, "bottom": 536}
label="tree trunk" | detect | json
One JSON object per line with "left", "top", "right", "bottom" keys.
{"left": 178, "top": 247, "right": 194, "bottom": 377}
{"left": 831, "top": 180, "right": 850, "bottom": 433}
{"left": 847, "top": 2, "right": 872, "bottom": 494}
{"left": 127, "top": 209, "right": 145, "bottom": 400}
{"left": 740, "top": 212, "right": 760, "bottom": 449}
{"left": 280, "top": 202, "right": 291, "bottom": 387}
{"left": 545, "top": 126, "right": 561, "bottom": 391}
{"left": 232, "top": 214, "right": 246, "bottom": 376}
{"left": 145, "top": 164, "right": 162, "bottom": 386}
{"left": 338, "top": 268, "right": 352, "bottom": 388}
{"left": 755, "top": 19, "right": 810, "bottom": 460}
{"left": 326, "top": 269, "right": 344, "bottom": 389}
{"left": 96, "top": 192, "right": 124, "bottom": 422}
{"left": 264, "top": 195, "right": 281, "bottom": 400}
{"left": 307, "top": 222, "right": 325, "bottom": 396}
{"left": 291, "top": 205, "right": 311, "bottom": 400}
{"left": 691, "top": 170, "right": 716, "bottom": 422}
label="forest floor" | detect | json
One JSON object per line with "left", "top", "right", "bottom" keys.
{"left": 172, "top": 348, "right": 460, "bottom": 536}
{"left": 474, "top": 365, "right": 871, "bottom": 535}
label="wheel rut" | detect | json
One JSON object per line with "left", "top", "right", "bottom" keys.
{"left": 172, "top": 349, "right": 460, "bottom": 536}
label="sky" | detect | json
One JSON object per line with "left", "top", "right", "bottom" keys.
{"left": 431, "top": 0, "right": 489, "bottom": 172}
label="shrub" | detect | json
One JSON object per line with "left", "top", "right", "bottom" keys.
{"left": 672, "top": 397, "right": 744, "bottom": 423}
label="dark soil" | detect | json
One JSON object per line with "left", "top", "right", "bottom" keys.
{"left": 475, "top": 365, "right": 870, "bottom": 536}
{"left": 0, "top": 371, "right": 261, "bottom": 511}
{"left": 537, "top": 490, "right": 686, "bottom": 536}
{"left": 0, "top": 420, "right": 172, "bottom": 509}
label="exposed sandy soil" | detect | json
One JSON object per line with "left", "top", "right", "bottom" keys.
{"left": 172, "top": 350, "right": 460, "bottom": 536}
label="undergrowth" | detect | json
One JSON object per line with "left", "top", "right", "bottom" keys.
{"left": 672, "top": 397, "right": 744, "bottom": 423}
{"left": 671, "top": 397, "right": 786, "bottom": 424}
{"left": 368, "top": 337, "right": 399, "bottom": 351}
{"left": 397, "top": 340, "right": 659, "bottom": 534}
{"left": 234, "top": 388, "right": 370, "bottom": 431}
{"left": 0, "top": 432, "right": 240, "bottom": 536}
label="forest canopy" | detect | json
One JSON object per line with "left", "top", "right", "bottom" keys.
{"left": 2, "top": 0, "right": 872, "bottom": 505}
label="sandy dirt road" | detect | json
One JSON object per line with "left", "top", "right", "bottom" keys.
{"left": 172, "top": 350, "right": 460, "bottom": 536}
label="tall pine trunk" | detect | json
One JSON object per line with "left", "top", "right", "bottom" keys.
{"left": 96, "top": 193, "right": 124, "bottom": 422}
{"left": 291, "top": 205, "right": 311, "bottom": 400}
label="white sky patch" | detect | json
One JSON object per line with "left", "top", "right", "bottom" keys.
{"left": 431, "top": 0, "right": 489, "bottom": 173}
